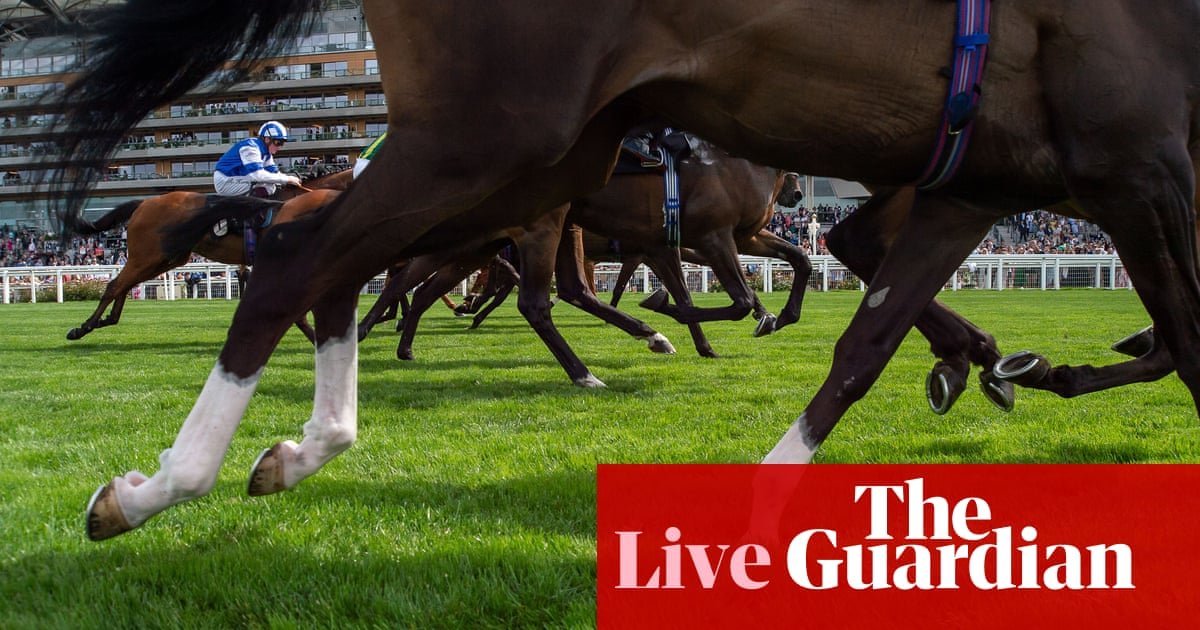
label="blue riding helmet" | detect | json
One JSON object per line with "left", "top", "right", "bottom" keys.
{"left": 257, "top": 121, "right": 290, "bottom": 141}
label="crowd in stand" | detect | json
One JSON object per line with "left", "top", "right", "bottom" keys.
{"left": 767, "top": 206, "right": 1116, "bottom": 256}
{"left": 1, "top": 206, "right": 1122, "bottom": 270}
{"left": 1, "top": 224, "right": 128, "bottom": 267}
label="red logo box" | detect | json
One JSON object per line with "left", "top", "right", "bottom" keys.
{"left": 598, "top": 465, "right": 1200, "bottom": 629}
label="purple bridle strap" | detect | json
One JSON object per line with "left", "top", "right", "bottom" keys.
{"left": 914, "top": 0, "right": 992, "bottom": 190}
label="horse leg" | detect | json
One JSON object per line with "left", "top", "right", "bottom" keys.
{"left": 554, "top": 225, "right": 677, "bottom": 355}
{"left": 994, "top": 340, "right": 1175, "bottom": 397}
{"left": 469, "top": 276, "right": 516, "bottom": 329}
{"left": 293, "top": 314, "right": 317, "bottom": 344}
{"left": 358, "top": 265, "right": 412, "bottom": 341}
{"left": 639, "top": 230, "right": 756, "bottom": 324}
{"left": 997, "top": 144, "right": 1200, "bottom": 406}
{"left": 501, "top": 207, "right": 605, "bottom": 387}
{"left": 736, "top": 229, "right": 812, "bottom": 337}
{"left": 86, "top": 283, "right": 303, "bottom": 539}
{"left": 640, "top": 248, "right": 718, "bottom": 358}
{"left": 247, "top": 285, "right": 361, "bottom": 496}
{"left": 825, "top": 187, "right": 1011, "bottom": 414}
{"left": 396, "top": 254, "right": 492, "bottom": 360}
{"left": 764, "top": 195, "right": 994, "bottom": 463}
{"left": 609, "top": 256, "right": 643, "bottom": 308}
{"left": 68, "top": 257, "right": 179, "bottom": 339}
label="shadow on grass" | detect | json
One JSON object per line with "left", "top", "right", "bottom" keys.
{"left": 4, "top": 469, "right": 598, "bottom": 627}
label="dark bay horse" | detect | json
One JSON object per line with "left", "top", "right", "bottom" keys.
{"left": 62, "top": 168, "right": 353, "bottom": 341}
{"left": 360, "top": 144, "right": 806, "bottom": 365}
{"left": 50, "top": 0, "right": 1200, "bottom": 540}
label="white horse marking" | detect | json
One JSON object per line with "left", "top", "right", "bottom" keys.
{"left": 274, "top": 321, "right": 359, "bottom": 489}
{"left": 114, "top": 364, "right": 262, "bottom": 526}
{"left": 867, "top": 286, "right": 890, "bottom": 309}
{"left": 762, "top": 414, "right": 818, "bottom": 464}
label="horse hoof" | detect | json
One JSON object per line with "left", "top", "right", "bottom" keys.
{"left": 979, "top": 370, "right": 1015, "bottom": 412}
{"left": 66, "top": 328, "right": 86, "bottom": 341}
{"left": 396, "top": 346, "right": 414, "bottom": 361}
{"left": 86, "top": 482, "right": 133, "bottom": 541}
{"left": 925, "top": 363, "right": 966, "bottom": 415}
{"left": 638, "top": 288, "right": 670, "bottom": 312}
{"left": 753, "top": 313, "right": 778, "bottom": 338}
{"left": 357, "top": 324, "right": 371, "bottom": 342}
{"left": 1111, "top": 325, "right": 1154, "bottom": 357}
{"left": 247, "top": 445, "right": 288, "bottom": 497}
{"left": 993, "top": 351, "right": 1051, "bottom": 387}
{"left": 574, "top": 374, "right": 607, "bottom": 388}
{"left": 643, "top": 332, "right": 676, "bottom": 354}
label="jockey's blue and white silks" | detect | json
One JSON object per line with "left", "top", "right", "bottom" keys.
{"left": 212, "top": 137, "right": 295, "bottom": 195}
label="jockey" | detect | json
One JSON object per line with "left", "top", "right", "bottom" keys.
{"left": 212, "top": 121, "right": 302, "bottom": 197}
{"left": 352, "top": 131, "right": 386, "bottom": 179}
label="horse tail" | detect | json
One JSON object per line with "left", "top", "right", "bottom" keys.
{"left": 46, "top": 0, "right": 323, "bottom": 237}
{"left": 63, "top": 199, "right": 141, "bottom": 236}
{"left": 161, "top": 196, "right": 285, "bottom": 260}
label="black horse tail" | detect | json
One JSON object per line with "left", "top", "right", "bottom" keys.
{"left": 160, "top": 196, "right": 285, "bottom": 260}
{"left": 62, "top": 199, "right": 141, "bottom": 236}
{"left": 46, "top": 0, "right": 323, "bottom": 238}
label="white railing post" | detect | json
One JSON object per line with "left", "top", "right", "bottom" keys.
{"left": 56, "top": 269, "right": 64, "bottom": 302}
{"left": 2, "top": 270, "right": 8, "bottom": 304}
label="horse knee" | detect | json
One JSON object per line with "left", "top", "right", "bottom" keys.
{"left": 516, "top": 294, "right": 551, "bottom": 319}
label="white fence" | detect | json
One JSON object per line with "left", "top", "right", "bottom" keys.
{"left": 0, "top": 254, "right": 1131, "bottom": 305}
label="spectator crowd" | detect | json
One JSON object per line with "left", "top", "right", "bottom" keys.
{"left": 767, "top": 205, "right": 1116, "bottom": 256}
{"left": 2, "top": 205, "right": 1120, "bottom": 270}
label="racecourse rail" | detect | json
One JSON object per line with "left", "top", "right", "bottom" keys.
{"left": 0, "top": 254, "right": 1131, "bottom": 305}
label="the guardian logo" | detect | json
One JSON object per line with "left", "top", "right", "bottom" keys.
{"left": 614, "top": 477, "right": 1133, "bottom": 591}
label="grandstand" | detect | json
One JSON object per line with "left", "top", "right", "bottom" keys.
{"left": 0, "top": 0, "right": 380, "bottom": 231}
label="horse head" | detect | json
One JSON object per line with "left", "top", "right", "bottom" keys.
{"left": 775, "top": 172, "right": 804, "bottom": 207}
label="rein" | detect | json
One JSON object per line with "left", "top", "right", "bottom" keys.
{"left": 914, "top": 0, "right": 992, "bottom": 190}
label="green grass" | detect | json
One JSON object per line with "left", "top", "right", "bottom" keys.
{"left": 1, "top": 290, "right": 1196, "bottom": 628}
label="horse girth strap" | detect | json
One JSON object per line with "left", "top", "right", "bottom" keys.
{"left": 661, "top": 149, "right": 681, "bottom": 249}
{"left": 914, "top": 0, "right": 992, "bottom": 190}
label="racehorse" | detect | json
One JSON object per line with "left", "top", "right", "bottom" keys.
{"left": 360, "top": 142, "right": 806, "bottom": 364}
{"left": 49, "top": 0, "right": 1200, "bottom": 541}
{"left": 61, "top": 168, "right": 352, "bottom": 342}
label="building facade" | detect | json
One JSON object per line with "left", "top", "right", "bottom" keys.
{"left": 0, "top": 0, "right": 382, "bottom": 230}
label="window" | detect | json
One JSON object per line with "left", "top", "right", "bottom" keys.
{"left": 364, "top": 59, "right": 379, "bottom": 75}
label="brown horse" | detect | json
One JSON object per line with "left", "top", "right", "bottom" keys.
{"left": 62, "top": 168, "right": 352, "bottom": 341}
{"left": 361, "top": 141, "right": 805, "bottom": 365}
{"left": 50, "top": 0, "right": 1200, "bottom": 541}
